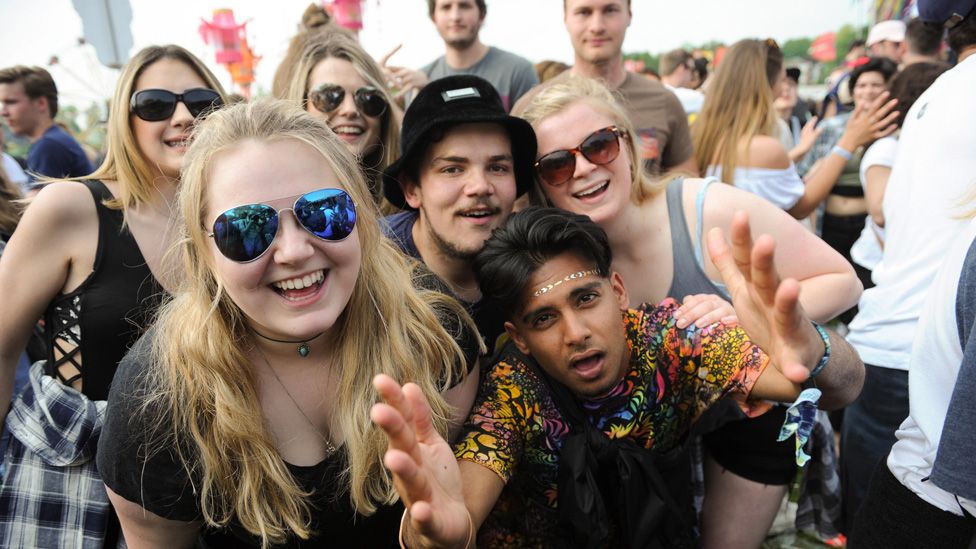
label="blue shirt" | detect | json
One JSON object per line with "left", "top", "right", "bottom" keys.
{"left": 27, "top": 125, "right": 93, "bottom": 185}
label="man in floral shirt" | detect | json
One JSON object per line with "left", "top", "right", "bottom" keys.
{"left": 372, "top": 207, "right": 865, "bottom": 548}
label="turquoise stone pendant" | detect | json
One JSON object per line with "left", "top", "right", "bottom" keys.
{"left": 298, "top": 342, "right": 310, "bottom": 357}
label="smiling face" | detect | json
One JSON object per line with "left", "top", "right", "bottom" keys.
{"left": 307, "top": 57, "right": 382, "bottom": 160}
{"left": 563, "top": 0, "right": 631, "bottom": 66}
{"left": 532, "top": 101, "right": 633, "bottom": 225}
{"left": 852, "top": 71, "right": 888, "bottom": 108}
{"left": 404, "top": 122, "right": 517, "bottom": 260}
{"left": 205, "top": 138, "right": 362, "bottom": 342}
{"left": 131, "top": 58, "right": 210, "bottom": 179}
{"left": 506, "top": 252, "right": 630, "bottom": 398}
{"left": 432, "top": 0, "right": 484, "bottom": 50}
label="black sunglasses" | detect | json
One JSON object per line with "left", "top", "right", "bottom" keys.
{"left": 207, "top": 188, "right": 358, "bottom": 263}
{"left": 535, "top": 126, "right": 624, "bottom": 186}
{"left": 308, "top": 84, "right": 388, "bottom": 118}
{"left": 130, "top": 88, "right": 223, "bottom": 122}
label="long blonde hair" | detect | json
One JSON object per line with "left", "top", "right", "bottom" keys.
{"left": 148, "top": 99, "right": 474, "bottom": 545}
{"left": 283, "top": 32, "right": 400, "bottom": 203}
{"left": 0, "top": 165, "right": 21, "bottom": 237}
{"left": 517, "top": 76, "right": 668, "bottom": 206}
{"left": 86, "top": 45, "right": 226, "bottom": 212}
{"left": 692, "top": 39, "right": 779, "bottom": 179}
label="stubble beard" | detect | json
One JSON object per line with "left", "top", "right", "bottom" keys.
{"left": 427, "top": 221, "right": 481, "bottom": 261}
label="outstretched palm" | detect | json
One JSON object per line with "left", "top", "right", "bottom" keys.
{"left": 371, "top": 375, "right": 471, "bottom": 548}
{"left": 706, "top": 211, "right": 823, "bottom": 383}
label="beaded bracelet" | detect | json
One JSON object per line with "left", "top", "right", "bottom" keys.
{"left": 809, "top": 323, "right": 831, "bottom": 379}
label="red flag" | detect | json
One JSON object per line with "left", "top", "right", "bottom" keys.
{"left": 810, "top": 32, "right": 837, "bottom": 62}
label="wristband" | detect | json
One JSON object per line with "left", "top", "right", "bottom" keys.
{"left": 809, "top": 323, "right": 831, "bottom": 379}
{"left": 830, "top": 145, "right": 853, "bottom": 162}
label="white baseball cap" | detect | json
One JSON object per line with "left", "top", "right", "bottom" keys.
{"left": 866, "top": 20, "right": 907, "bottom": 46}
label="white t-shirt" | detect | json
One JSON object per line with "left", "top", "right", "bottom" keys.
{"left": 846, "top": 54, "right": 976, "bottom": 370}
{"left": 850, "top": 136, "right": 898, "bottom": 271}
{"left": 2, "top": 153, "right": 28, "bottom": 194}
{"left": 664, "top": 84, "right": 704, "bottom": 115}
{"left": 705, "top": 163, "right": 805, "bottom": 211}
{"left": 888, "top": 218, "right": 976, "bottom": 515}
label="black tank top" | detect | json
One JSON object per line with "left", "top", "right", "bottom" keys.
{"left": 44, "top": 180, "right": 165, "bottom": 401}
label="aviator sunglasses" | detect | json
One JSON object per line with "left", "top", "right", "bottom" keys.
{"left": 535, "top": 126, "right": 624, "bottom": 186}
{"left": 130, "top": 88, "right": 223, "bottom": 122}
{"left": 207, "top": 188, "right": 358, "bottom": 263}
{"left": 308, "top": 84, "right": 388, "bottom": 118}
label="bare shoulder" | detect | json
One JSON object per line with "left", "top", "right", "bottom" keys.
{"left": 24, "top": 181, "right": 99, "bottom": 225}
{"left": 743, "top": 135, "right": 791, "bottom": 170}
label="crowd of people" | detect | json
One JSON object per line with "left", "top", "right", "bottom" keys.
{"left": 0, "top": 0, "right": 973, "bottom": 547}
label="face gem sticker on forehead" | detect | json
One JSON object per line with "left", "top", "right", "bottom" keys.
{"left": 533, "top": 269, "right": 600, "bottom": 297}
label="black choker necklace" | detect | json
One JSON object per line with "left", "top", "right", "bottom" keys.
{"left": 251, "top": 329, "right": 325, "bottom": 358}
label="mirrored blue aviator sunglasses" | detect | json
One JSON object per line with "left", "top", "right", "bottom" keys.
{"left": 207, "top": 188, "right": 358, "bottom": 263}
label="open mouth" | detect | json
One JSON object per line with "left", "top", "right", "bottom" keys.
{"left": 332, "top": 125, "right": 364, "bottom": 137}
{"left": 271, "top": 269, "right": 327, "bottom": 301}
{"left": 571, "top": 351, "right": 605, "bottom": 380}
{"left": 458, "top": 206, "right": 500, "bottom": 222}
{"left": 163, "top": 136, "right": 190, "bottom": 148}
{"left": 573, "top": 181, "right": 609, "bottom": 200}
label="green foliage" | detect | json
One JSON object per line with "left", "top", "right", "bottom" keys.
{"left": 781, "top": 38, "right": 813, "bottom": 59}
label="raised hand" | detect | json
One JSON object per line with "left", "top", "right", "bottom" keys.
{"left": 705, "top": 212, "right": 825, "bottom": 383}
{"left": 839, "top": 91, "right": 899, "bottom": 151}
{"left": 378, "top": 43, "right": 429, "bottom": 102}
{"left": 674, "top": 293, "right": 737, "bottom": 329}
{"left": 370, "top": 374, "right": 471, "bottom": 548}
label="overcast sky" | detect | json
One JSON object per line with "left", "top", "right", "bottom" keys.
{"left": 0, "top": 0, "right": 871, "bottom": 109}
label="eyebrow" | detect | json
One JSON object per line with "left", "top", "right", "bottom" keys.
{"left": 431, "top": 153, "right": 513, "bottom": 165}
{"left": 519, "top": 280, "right": 603, "bottom": 324}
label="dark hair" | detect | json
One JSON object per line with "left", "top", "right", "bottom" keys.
{"left": 693, "top": 57, "right": 709, "bottom": 84}
{"left": 660, "top": 49, "right": 693, "bottom": 77}
{"left": 764, "top": 39, "right": 784, "bottom": 88}
{"left": 887, "top": 61, "right": 950, "bottom": 127}
{"left": 399, "top": 124, "right": 448, "bottom": 186}
{"left": 906, "top": 17, "right": 944, "bottom": 56}
{"left": 848, "top": 38, "right": 867, "bottom": 52}
{"left": 0, "top": 65, "right": 58, "bottom": 118}
{"left": 427, "top": 0, "right": 486, "bottom": 18}
{"left": 948, "top": 10, "right": 976, "bottom": 53}
{"left": 474, "top": 207, "right": 613, "bottom": 318}
{"left": 847, "top": 57, "right": 898, "bottom": 95}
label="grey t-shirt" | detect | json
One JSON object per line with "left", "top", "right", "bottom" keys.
{"left": 422, "top": 46, "right": 538, "bottom": 112}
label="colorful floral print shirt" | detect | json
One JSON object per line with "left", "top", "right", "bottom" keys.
{"left": 454, "top": 299, "right": 770, "bottom": 548}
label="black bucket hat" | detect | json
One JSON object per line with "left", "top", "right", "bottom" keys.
{"left": 382, "top": 75, "right": 538, "bottom": 210}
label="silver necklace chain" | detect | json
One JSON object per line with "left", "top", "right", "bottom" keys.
{"left": 254, "top": 346, "right": 337, "bottom": 458}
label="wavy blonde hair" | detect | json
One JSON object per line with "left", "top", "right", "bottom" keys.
{"left": 148, "top": 99, "right": 474, "bottom": 546}
{"left": 85, "top": 45, "right": 226, "bottom": 213}
{"left": 283, "top": 31, "right": 400, "bottom": 203}
{"left": 0, "top": 165, "right": 21, "bottom": 237}
{"left": 516, "top": 75, "right": 668, "bottom": 207}
{"left": 692, "top": 39, "right": 778, "bottom": 179}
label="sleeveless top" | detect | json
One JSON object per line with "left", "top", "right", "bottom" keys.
{"left": 43, "top": 180, "right": 165, "bottom": 401}
{"left": 665, "top": 177, "right": 728, "bottom": 301}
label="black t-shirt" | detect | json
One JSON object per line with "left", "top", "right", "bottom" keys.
{"left": 384, "top": 211, "right": 509, "bottom": 355}
{"left": 97, "top": 303, "right": 480, "bottom": 547}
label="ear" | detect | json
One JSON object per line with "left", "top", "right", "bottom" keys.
{"left": 34, "top": 96, "right": 50, "bottom": 117}
{"left": 401, "top": 176, "right": 423, "bottom": 209}
{"left": 504, "top": 321, "right": 531, "bottom": 356}
{"left": 610, "top": 271, "right": 629, "bottom": 311}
